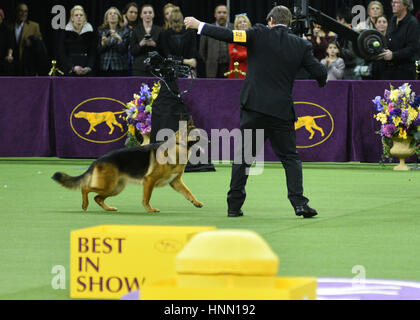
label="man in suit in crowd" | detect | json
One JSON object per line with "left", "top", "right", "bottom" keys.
{"left": 185, "top": 6, "right": 327, "bottom": 218}
{"left": 199, "top": 4, "right": 233, "bottom": 78}
{"left": 12, "top": 2, "right": 43, "bottom": 75}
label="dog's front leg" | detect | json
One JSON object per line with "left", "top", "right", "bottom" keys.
{"left": 142, "top": 177, "right": 160, "bottom": 213}
{"left": 170, "top": 177, "right": 203, "bottom": 208}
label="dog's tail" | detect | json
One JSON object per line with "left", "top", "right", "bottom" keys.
{"left": 52, "top": 171, "right": 89, "bottom": 190}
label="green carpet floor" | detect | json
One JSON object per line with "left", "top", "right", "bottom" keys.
{"left": 1, "top": 158, "right": 420, "bottom": 299}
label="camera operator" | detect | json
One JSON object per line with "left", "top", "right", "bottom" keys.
{"left": 160, "top": 8, "right": 197, "bottom": 78}
{"left": 145, "top": 52, "right": 215, "bottom": 172}
{"left": 375, "top": 0, "right": 419, "bottom": 80}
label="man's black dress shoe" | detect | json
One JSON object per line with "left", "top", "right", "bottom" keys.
{"left": 228, "top": 210, "right": 244, "bottom": 218}
{"left": 294, "top": 205, "right": 318, "bottom": 218}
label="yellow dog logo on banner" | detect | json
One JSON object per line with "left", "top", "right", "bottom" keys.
{"left": 70, "top": 97, "right": 128, "bottom": 144}
{"left": 294, "top": 102, "right": 334, "bottom": 149}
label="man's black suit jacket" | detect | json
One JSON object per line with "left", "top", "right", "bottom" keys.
{"left": 201, "top": 23, "right": 327, "bottom": 121}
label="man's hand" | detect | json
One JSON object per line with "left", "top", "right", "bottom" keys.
{"left": 377, "top": 49, "right": 393, "bottom": 61}
{"left": 184, "top": 17, "right": 201, "bottom": 30}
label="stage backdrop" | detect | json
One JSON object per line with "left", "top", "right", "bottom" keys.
{"left": 0, "top": 78, "right": 419, "bottom": 162}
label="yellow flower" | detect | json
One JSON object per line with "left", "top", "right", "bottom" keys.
{"left": 375, "top": 113, "right": 388, "bottom": 125}
{"left": 398, "top": 129, "right": 408, "bottom": 139}
{"left": 389, "top": 89, "right": 399, "bottom": 102}
{"left": 408, "top": 107, "right": 418, "bottom": 122}
{"left": 128, "top": 125, "right": 136, "bottom": 136}
{"left": 133, "top": 94, "right": 140, "bottom": 100}
{"left": 393, "top": 116, "right": 402, "bottom": 127}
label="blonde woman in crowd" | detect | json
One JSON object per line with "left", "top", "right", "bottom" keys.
{"left": 97, "top": 7, "right": 130, "bottom": 76}
{"left": 162, "top": 3, "right": 176, "bottom": 30}
{"left": 355, "top": 1, "right": 384, "bottom": 30}
{"left": 161, "top": 7, "right": 197, "bottom": 76}
{"left": 57, "top": 5, "right": 96, "bottom": 76}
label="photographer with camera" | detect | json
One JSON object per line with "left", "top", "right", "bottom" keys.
{"left": 130, "top": 4, "right": 163, "bottom": 77}
{"left": 161, "top": 8, "right": 197, "bottom": 78}
{"left": 185, "top": 5, "right": 327, "bottom": 218}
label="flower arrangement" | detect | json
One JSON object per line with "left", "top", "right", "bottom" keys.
{"left": 124, "top": 82, "right": 161, "bottom": 146}
{"left": 373, "top": 83, "right": 420, "bottom": 161}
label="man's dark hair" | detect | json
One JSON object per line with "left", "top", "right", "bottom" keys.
{"left": 336, "top": 6, "right": 353, "bottom": 25}
{"left": 266, "top": 6, "right": 292, "bottom": 26}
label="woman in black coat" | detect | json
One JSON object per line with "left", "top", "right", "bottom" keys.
{"left": 160, "top": 8, "right": 197, "bottom": 77}
{"left": 57, "top": 5, "right": 96, "bottom": 76}
{"left": 130, "top": 4, "right": 163, "bottom": 77}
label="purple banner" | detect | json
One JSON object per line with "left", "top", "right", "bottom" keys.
{"left": 1, "top": 77, "right": 419, "bottom": 163}
{"left": 0, "top": 77, "right": 52, "bottom": 157}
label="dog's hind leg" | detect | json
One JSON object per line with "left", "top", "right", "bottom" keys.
{"left": 170, "top": 177, "right": 204, "bottom": 208}
{"left": 94, "top": 195, "right": 118, "bottom": 211}
{"left": 142, "top": 177, "right": 160, "bottom": 213}
{"left": 81, "top": 187, "right": 89, "bottom": 211}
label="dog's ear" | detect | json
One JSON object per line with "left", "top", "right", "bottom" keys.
{"left": 187, "top": 117, "right": 195, "bottom": 128}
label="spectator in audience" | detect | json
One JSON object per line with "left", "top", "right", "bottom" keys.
{"left": 335, "top": 6, "right": 364, "bottom": 79}
{"left": 162, "top": 3, "right": 176, "bottom": 30}
{"left": 57, "top": 5, "right": 96, "bottom": 76}
{"left": 0, "top": 8, "right": 15, "bottom": 76}
{"left": 199, "top": 4, "right": 233, "bottom": 78}
{"left": 97, "top": 7, "right": 130, "bottom": 77}
{"left": 123, "top": 2, "right": 139, "bottom": 30}
{"left": 122, "top": 2, "right": 139, "bottom": 76}
{"left": 355, "top": 1, "right": 384, "bottom": 31}
{"left": 227, "top": 14, "right": 251, "bottom": 79}
{"left": 131, "top": 4, "right": 163, "bottom": 77}
{"left": 12, "top": 3, "right": 43, "bottom": 75}
{"left": 375, "top": 15, "right": 389, "bottom": 36}
{"left": 307, "top": 22, "right": 336, "bottom": 61}
{"left": 375, "top": 0, "right": 419, "bottom": 80}
{"left": 160, "top": 7, "right": 197, "bottom": 77}
{"left": 321, "top": 41, "right": 345, "bottom": 80}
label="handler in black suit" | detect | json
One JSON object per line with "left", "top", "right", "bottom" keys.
{"left": 185, "top": 6, "right": 327, "bottom": 218}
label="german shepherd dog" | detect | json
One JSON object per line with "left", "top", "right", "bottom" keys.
{"left": 52, "top": 120, "right": 204, "bottom": 213}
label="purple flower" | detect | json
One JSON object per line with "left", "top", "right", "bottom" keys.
{"left": 413, "top": 118, "right": 420, "bottom": 127}
{"left": 381, "top": 124, "right": 396, "bottom": 138}
{"left": 384, "top": 90, "right": 391, "bottom": 103}
{"left": 401, "top": 109, "right": 409, "bottom": 124}
{"left": 389, "top": 108, "right": 402, "bottom": 118}
{"left": 414, "top": 96, "right": 420, "bottom": 109}
{"left": 372, "top": 96, "right": 383, "bottom": 111}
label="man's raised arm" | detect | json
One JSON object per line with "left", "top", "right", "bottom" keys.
{"left": 185, "top": 16, "right": 236, "bottom": 44}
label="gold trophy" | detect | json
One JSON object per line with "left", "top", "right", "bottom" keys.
{"left": 48, "top": 60, "right": 64, "bottom": 76}
{"left": 224, "top": 62, "right": 246, "bottom": 78}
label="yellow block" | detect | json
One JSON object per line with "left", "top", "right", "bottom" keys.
{"left": 141, "top": 277, "right": 317, "bottom": 300}
{"left": 70, "top": 225, "right": 215, "bottom": 299}
{"left": 141, "top": 230, "right": 317, "bottom": 300}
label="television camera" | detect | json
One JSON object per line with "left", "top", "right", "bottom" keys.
{"left": 144, "top": 51, "right": 193, "bottom": 80}
{"left": 289, "top": 0, "right": 387, "bottom": 61}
